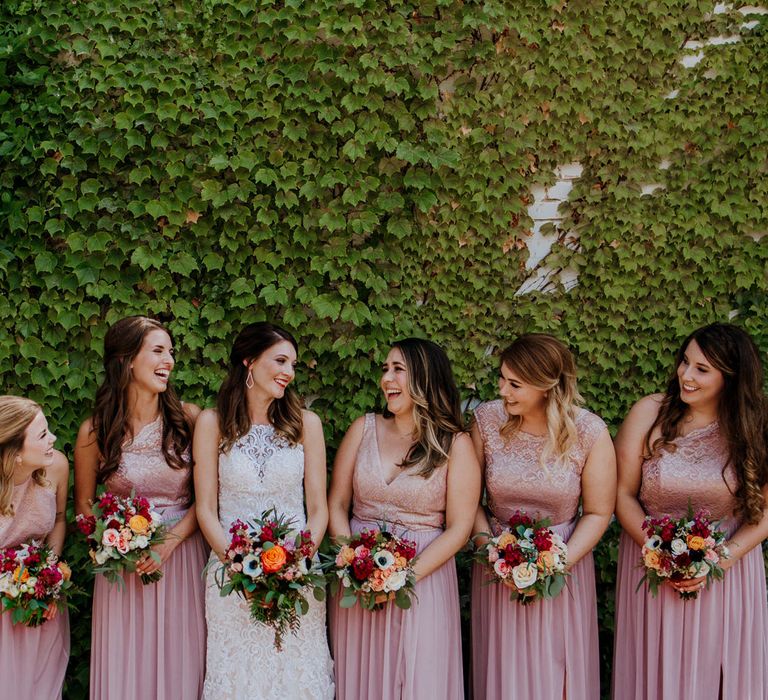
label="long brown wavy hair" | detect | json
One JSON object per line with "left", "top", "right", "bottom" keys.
{"left": 644, "top": 323, "right": 768, "bottom": 524}
{"left": 498, "top": 334, "right": 584, "bottom": 467}
{"left": 217, "top": 323, "right": 303, "bottom": 452}
{"left": 384, "top": 338, "right": 465, "bottom": 478}
{"left": 0, "top": 396, "right": 48, "bottom": 516}
{"left": 90, "top": 316, "right": 193, "bottom": 483}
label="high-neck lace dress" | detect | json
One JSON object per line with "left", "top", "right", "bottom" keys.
{"left": 612, "top": 421, "right": 768, "bottom": 699}
{"left": 0, "top": 476, "right": 69, "bottom": 699}
{"left": 329, "top": 413, "right": 464, "bottom": 700}
{"left": 90, "top": 416, "right": 209, "bottom": 700}
{"left": 202, "top": 423, "right": 334, "bottom": 700}
{"left": 471, "top": 400, "right": 607, "bottom": 700}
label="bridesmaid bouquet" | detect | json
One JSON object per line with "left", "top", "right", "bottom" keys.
{"left": 0, "top": 541, "right": 73, "bottom": 626}
{"left": 327, "top": 527, "right": 418, "bottom": 611}
{"left": 475, "top": 511, "right": 568, "bottom": 605}
{"left": 639, "top": 507, "right": 729, "bottom": 600}
{"left": 213, "top": 508, "right": 325, "bottom": 652}
{"left": 76, "top": 491, "right": 167, "bottom": 586}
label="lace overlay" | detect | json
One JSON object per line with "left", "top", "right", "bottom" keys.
{"left": 0, "top": 477, "right": 56, "bottom": 548}
{"left": 639, "top": 422, "right": 738, "bottom": 525}
{"left": 475, "top": 400, "right": 606, "bottom": 526}
{"left": 203, "top": 424, "right": 334, "bottom": 700}
{"left": 352, "top": 414, "right": 448, "bottom": 530}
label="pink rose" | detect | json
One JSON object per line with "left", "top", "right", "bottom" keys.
{"left": 354, "top": 545, "right": 370, "bottom": 559}
{"left": 493, "top": 559, "right": 511, "bottom": 578}
{"left": 102, "top": 529, "right": 120, "bottom": 548}
{"left": 487, "top": 546, "right": 500, "bottom": 564}
{"left": 117, "top": 535, "right": 130, "bottom": 555}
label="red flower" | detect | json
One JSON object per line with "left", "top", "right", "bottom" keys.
{"left": 508, "top": 511, "right": 534, "bottom": 529}
{"left": 97, "top": 494, "right": 118, "bottom": 516}
{"left": 532, "top": 529, "right": 552, "bottom": 551}
{"left": 504, "top": 545, "right": 524, "bottom": 566}
{"left": 260, "top": 526, "right": 275, "bottom": 543}
{"left": 77, "top": 515, "right": 97, "bottom": 536}
{"left": 395, "top": 539, "right": 417, "bottom": 560}
{"left": 352, "top": 557, "right": 375, "bottom": 581}
{"left": 660, "top": 523, "right": 676, "bottom": 542}
{"left": 107, "top": 519, "right": 122, "bottom": 531}
{"left": 359, "top": 530, "right": 378, "bottom": 550}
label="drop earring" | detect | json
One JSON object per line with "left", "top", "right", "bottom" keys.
{"left": 245, "top": 371, "right": 254, "bottom": 389}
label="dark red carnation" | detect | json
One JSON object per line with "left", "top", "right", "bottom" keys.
{"left": 508, "top": 511, "right": 534, "bottom": 529}
{"left": 660, "top": 523, "right": 676, "bottom": 542}
{"left": 77, "top": 515, "right": 97, "bottom": 536}
{"left": 352, "top": 557, "right": 375, "bottom": 581}
{"left": 504, "top": 545, "right": 524, "bottom": 566}
{"left": 359, "top": 530, "right": 378, "bottom": 549}
{"left": 532, "top": 529, "right": 552, "bottom": 551}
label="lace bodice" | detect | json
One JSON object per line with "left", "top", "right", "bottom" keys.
{"left": 104, "top": 416, "right": 192, "bottom": 520}
{"left": 639, "top": 422, "right": 738, "bottom": 524}
{"left": 217, "top": 424, "right": 306, "bottom": 530}
{"left": 475, "top": 400, "right": 606, "bottom": 526}
{"left": 352, "top": 413, "right": 448, "bottom": 530}
{"left": 0, "top": 477, "right": 56, "bottom": 548}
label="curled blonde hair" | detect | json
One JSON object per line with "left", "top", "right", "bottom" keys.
{"left": 498, "top": 334, "right": 583, "bottom": 466}
{"left": 0, "top": 396, "right": 47, "bottom": 516}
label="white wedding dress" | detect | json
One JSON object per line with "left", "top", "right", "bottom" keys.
{"left": 203, "top": 424, "right": 335, "bottom": 700}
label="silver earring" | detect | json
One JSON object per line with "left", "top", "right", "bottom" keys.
{"left": 245, "top": 371, "right": 254, "bottom": 389}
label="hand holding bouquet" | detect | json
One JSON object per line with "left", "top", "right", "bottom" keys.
{"left": 639, "top": 507, "right": 729, "bottom": 599}
{"left": 213, "top": 509, "right": 325, "bottom": 651}
{"left": 0, "top": 541, "right": 73, "bottom": 626}
{"left": 76, "top": 492, "right": 167, "bottom": 586}
{"left": 328, "top": 528, "right": 418, "bottom": 611}
{"left": 474, "top": 511, "right": 568, "bottom": 605}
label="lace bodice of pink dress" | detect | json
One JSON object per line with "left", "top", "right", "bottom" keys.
{"left": 352, "top": 413, "right": 448, "bottom": 530}
{"left": 103, "top": 416, "right": 191, "bottom": 520}
{"left": 0, "top": 477, "right": 56, "bottom": 548}
{"left": 639, "top": 421, "right": 738, "bottom": 524}
{"left": 475, "top": 400, "right": 606, "bottom": 526}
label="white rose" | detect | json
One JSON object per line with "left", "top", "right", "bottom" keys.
{"left": 133, "top": 535, "right": 149, "bottom": 549}
{"left": 383, "top": 570, "right": 407, "bottom": 592}
{"left": 694, "top": 561, "right": 710, "bottom": 578}
{"left": 511, "top": 562, "right": 538, "bottom": 589}
{"left": 95, "top": 549, "right": 110, "bottom": 565}
{"left": 670, "top": 538, "right": 687, "bottom": 555}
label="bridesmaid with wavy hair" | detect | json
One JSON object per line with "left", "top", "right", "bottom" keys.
{"left": 75, "top": 316, "right": 207, "bottom": 700}
{"left": 613, "top": 323, "right": 768, "bottom": 699}
{"left": 0, "top": 396, "right": 69, "bottom": 699}
{"left": 328, "top": 337, "right": 481, "bottom": 700}
{"left": 471, "top": 334, "right": 616, "bottom": 699}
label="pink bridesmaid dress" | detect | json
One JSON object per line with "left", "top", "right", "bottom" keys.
{"left": 612, "top": 422, "right": 768, "bottom": 699}
{"left": 471, "top": 400, "right": 606, "bottom": 700}
{"left": 89, "top": 416, "right": 208, "bottom": 699}
{"left": 330, "top": 413, "right": 464, "bottom": 700}
{"left": 0, "top": 476, "right": 69, "bottom": 699}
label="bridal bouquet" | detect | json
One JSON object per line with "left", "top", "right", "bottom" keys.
{"left": 639, "top": 507, "right": 729, "bottom": 600}
{"left": 76, "top": 492, "right": 167, "bottom": 586}
{"left": 0, "top": 541, "right": 73, "bottom": 626}
{"left": 475, "top": 511, "right": 568, "bottom": 605}
{"left": 328, "top": 527, "right": 418, "bottom": 610}
{"left": 214, "top": 509, "right": 325, "bottom": 651}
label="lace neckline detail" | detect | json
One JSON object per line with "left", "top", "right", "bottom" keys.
{"left": 371, "top": 415, "right": 414, "bottom": 487}
{"left": 676, "top": 420, "right": 718, "bottom": 441}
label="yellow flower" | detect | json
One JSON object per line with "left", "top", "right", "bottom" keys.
{"left": 643, "top": 550, "right": 662, "bottom": 570}
{"left": 58, "top": 561, "right": 72, "bottom": 581}
{"left": 496, "top": 531, "right": 517, "bottom": 549}
{"left": 128, "top": 515, "right": 150, "bottom": 535}
{"left": 536, "top": 550, "right": 555, "bottom": 572}
{"left": 12, "top": 566, "right": 29, "bottom": 583}
{"left": 687, "top": 535, "right": 706, "bottom": 551}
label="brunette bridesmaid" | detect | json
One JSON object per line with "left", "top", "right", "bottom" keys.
{"left": 74, "top": 316, "right": 207, "bottom": 699}
{"left": 613, "top": 323, "right": 768, "bottom": 699}
{"left": 471, "top": 334, "right": 616, "bottom": 699}
{"left": 328, "top": 338, "right": 481, "bottom": 700}
{"left": 0, "top": 396, "right": 69, "bottom": 699}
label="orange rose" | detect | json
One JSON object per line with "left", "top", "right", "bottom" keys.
{"left": 496, "top": 532, "right": 517, "bottom": 548}
{"left": 58, "top": 561, "right": 72, "bottom": 581}
{"left": 643, "top": 550, "right": 662, "bottom": 570}
{"left": 12, "top": 565, "right": 29, "bottom": 583}
{"left": 687, "top": 535, "right": 706, "bottom": 551}
{"left": 261, "top": 544, "right": 287, "bottom": 573}
{"left": 536, "top": 550, "right": 555, "bottom": 572}
{"left": 128, "top": 515, "right": 150, "bottom": 535}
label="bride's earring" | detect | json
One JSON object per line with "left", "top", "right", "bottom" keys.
{"left": 245, "top": 370, "right": 254, "bottom": 389}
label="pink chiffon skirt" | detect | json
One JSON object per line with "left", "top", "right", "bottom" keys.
{"left": 89, "top": 528, "right": 208, "bottom": 700}
{"left": 612, "top": 530, "right": 768, "bottom": 700}
{"left": 0, "top": 608, "right": 69, "bottom": 699}
{"left": 329, "top": 518, "right": 464, "bottom": 700}
{"left": 471, "top": 518, "right": 599, "bottom": 700}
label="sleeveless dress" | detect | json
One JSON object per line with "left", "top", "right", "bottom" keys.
{"left": 90, "top": 416, "right": 208, "bottom": 699}
{"left": 471, "top": 400, "right": 606, "bottom": 700}
{"left": 329, "top": 413, "right": 464, "bottom": 700}
{"left": 0, "top": 477, "right": 69, "bottom": 699}
{"left": 612, "top": 421, "right": 768, "bottom": 699}
{"left": 202, "top": 423, "right": 334, "bottom": 700}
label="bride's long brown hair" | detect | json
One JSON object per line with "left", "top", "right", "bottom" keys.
{"left": 90, "top": 316, "right": 192, "bottom": 483}
{"left": 644, "top": 323, "right": 768, "bottom": 524}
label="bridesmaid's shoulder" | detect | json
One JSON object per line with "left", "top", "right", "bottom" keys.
{"left": 195, "top": 408, "right": 220, "bottom": 433}
{"left": 473, "top": 399, "right": 503, "bottom": 422}
{"left": 626, "top": 394, "right": 665, "bottom": 421}
{"left": 47, "top": 449, "right": 69, "bottom": 482}
{"left": 300, "top": 409, "right": 322, "bottom": 431}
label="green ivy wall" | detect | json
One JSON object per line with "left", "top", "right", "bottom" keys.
{"left": 2, "top": 0, "right": 767, "bottom": 695}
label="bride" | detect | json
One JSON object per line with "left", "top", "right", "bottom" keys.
{"left": 194, "top": 322, "right": 334, "bottom": 699}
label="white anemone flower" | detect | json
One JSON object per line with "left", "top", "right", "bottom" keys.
{"left": 242, "top": 554, "right": 262, "bottom": 579}
{"left": 373, "top": 550, "right": 396, "bottom": 570}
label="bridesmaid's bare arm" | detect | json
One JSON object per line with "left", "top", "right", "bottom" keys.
{"left": 412, "top": 432, "right": 481, "bottom": 582}
{"left": 559, "top": 427, "right": 616, "bottom": 567}
{"left": 469, "top": 420, "right": 491, "bottom": 545}
{"left": 137, "top": 403, "right": 202, "bottom": 576}
{"left": 45, "top": 450, "right": 69, "bottom": 556}
{"left": 74, "top": 418, "right": 99, "bottom": 517}
{"left": 327, "top": 416, "right": 365, "bottom": 540}
{"left": 193, "top": 408, "right": 229, "bottom": 559}
{"left": 301, "top": 410, "right": 328, "bottom": 553}
{"left": 721, "top": 484, "right": 768, "bottom": 571}
{"left": 615, "top": 395, "right": 663, "bottom": 546}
